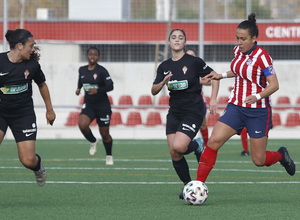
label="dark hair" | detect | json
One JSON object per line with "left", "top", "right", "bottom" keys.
{"left": 87, "top": 47, "right": 100, "bottom": 56}
{"left": 168, "top": 29, "right": 186, "bottom": 41}
{"left": 186, "top": 48, "right": 197, "bottom": 56}
{"left": 5, "top": 29, "right": 33, "bottom": 49}
{"left": 5, "top": 29, "right": 40, "bottom": 61}
{"left": 237, "top": 13, "right": 259, "bottom": 38}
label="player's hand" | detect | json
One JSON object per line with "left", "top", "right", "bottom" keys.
{"left": 88, "top": 88, "right": 98, "bottom": 95}
{"left": 162, "top": 72, "right": 173, "bottom": 85}
{"left": 75, "top": 89, "right": 81, "bottom": 96}
{"left": 244, "top": 95, "right": 258, "bottom": 104}
{"left": 46, "top": 109, "right": 56, "bottom": 126}
{"left": 203, "top": 72, "right": 222, "bottom": 81}
{"left": 209, "top": 99, "right": 217, "bottom": 115}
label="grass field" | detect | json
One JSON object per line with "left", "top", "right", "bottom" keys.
{"left": 0, "top": 139, "right": 299, "bottom": 220}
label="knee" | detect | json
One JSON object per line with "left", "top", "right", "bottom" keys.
{"left": 20, "top": 154, "right": 37, "bottom": 169}
{"left": 172, "top": 142, "right": 185, "bottom": 154}
{"left": 101, "top": 133, "right": 111, "bottom": 142}
{"left": 252, "top": 156, "right": 265, "bottom": 167}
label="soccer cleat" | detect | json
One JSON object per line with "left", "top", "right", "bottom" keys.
{"left": 278, "top": 147, "right": 296, "bottom": 176}
{"left": 178, "top": 188, "right": 184, "bottom": 200}
{"left": 106, "top": 155, "right": 114, "bottom": 165}
{"left": 34, "top": 162, "right": 47, "bottom": 186}
{"left": 194, "top": 137, "right": 205, "bottom": 162}
{"left": 89, "top": 139, "right": 98, "bottom": 156}
{"left": 240, "top": 151, "right": 250, "bottom": 156}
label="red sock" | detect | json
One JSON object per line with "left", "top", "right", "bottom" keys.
{"left": 241, "top": 128, "right": 248, "bottom": 152}
{"left": 196, "top": 147, "right": 218, "bottom": 182}
{"left": 200, "top": 127, "right": 209, "bottom": 147}
{"left": 263, "top": 151, "right": 282, "bottom": 167}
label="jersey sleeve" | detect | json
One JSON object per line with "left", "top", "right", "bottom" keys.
{"left": 98, "top": 67, "right": 114, "bottom": 93}
{"left": 77, "top": 67, "right": 83, "bottom": 89}
{"left": 153, "top": 63, "right": 165, "bottom": 84}
{"left": 259, "top": 52, "right": 276, "bottom": 78}
{"left": 195, "top": 57, "right": 213, "bottom": 77}
{"left": 33, "top": 62, "right": 46, "bottom": 85}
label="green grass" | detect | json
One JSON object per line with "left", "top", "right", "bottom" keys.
{"left": 0, "top": 139, "right": 299, "bottom": 220}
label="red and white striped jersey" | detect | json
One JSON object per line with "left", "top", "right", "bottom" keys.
{"left": 229, "top": 44, "right": 275, "bottom": 108}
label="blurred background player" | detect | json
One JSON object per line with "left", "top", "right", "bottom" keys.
{"left": 0, "top": 29, "right": 56, "bottom": 186}
{"left": 75, "top": 47, "right": 114, "bottom": 165}
{"left": 151, "top": 29, "right": 219, "bottom": 199}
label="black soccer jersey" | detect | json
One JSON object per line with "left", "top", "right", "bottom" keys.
{"left": 154, "top": 53, "right": 213, "bottom": 113}
{"left": 77, "top": 64, "right": 113, "bottom": 108}
{"left": 0, "top": 52, "right": 46, "bottom": 112}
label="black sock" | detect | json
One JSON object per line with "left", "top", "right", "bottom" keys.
{"left": 184, "top": 140, "right": 198, "bottom": 155}
{"left": 83, "top": 130, "right": 97, "bottom": 143}
{"left": 32, "top": 154, "right": 41, "bottom": 171}
{"left": 103, "top": 140, "right": 113, "bottom": 155}
{"left": 172, "top": 157, "right": 191, "bottom": 185}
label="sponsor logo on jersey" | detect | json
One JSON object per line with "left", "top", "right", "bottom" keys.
{"left": 0, "top": 83, "right": 28, "bottom": 94}
{"left": 164, "top": 70, "right": 170, "bottom": 75}
{"left": 182, "top": 66, "right": 188, "bottom": 74}
{"left": 24, "top": 70, "right": 30, "bottom": 79}
{"left": 82, "top": 83, "right": 99, "bottom": 92}
{"left": 0, "top": 72, "right": 9, "bottom": 76}
{"left": 168, "top": 80, "right": 188, "bottom": 90}
{"left": 93, "top": 73, "right": 97, "bottom": 80}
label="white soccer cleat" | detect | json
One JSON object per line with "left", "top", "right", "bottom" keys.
{"left": 34, "top": 163, "right": 47, "bottom": 186}
{"left": 106, "top": 155, "right": 114, "bottom": 165}
{"left": 89, "top": 140, "right": 98, "bottom": 156}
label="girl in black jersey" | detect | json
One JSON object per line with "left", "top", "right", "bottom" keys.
{"left": 75, "top": 47, "right": 114, "bottom": 165}
{"left": 151, "top": 29, "right": 219, "bottom": 199}
{"left": 0, "top": 29, "right": 56, "bottom": 186}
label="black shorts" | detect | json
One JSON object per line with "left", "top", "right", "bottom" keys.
{"left": 80, "top": 103, "right": 112, "bottom": 127}
{"left": 0, "top": 112, "right": 37, "bottom": 143}
{"left": 166, "top": 111, "right": 204, "bottom": 139}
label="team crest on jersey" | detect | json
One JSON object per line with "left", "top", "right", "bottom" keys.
{"left": 182, "top": 66, "right": 188, "bottom": 74}
{"left": 268, "top": 65, "right": 275, "bottom": 75}
{"left": 246, "top": 59, "right": 253, "bottom": 66}
{"left": 93, "top": 73, "right": 97, "bottom": 80}
{"left": 24, "top": 70, "right": 30, "bottom": 79}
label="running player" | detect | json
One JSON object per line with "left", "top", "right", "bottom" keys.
{"left": 196, "top": 13, "right": 295, "bottom": 186}
{"left": 0, "top": 29, "right": 56, "bottom": 186}
{"left": 75, "top": 47, "right": 114, "bottom": 165}
{"left": 151, "top": 29, "right": 219, "bottom": 199}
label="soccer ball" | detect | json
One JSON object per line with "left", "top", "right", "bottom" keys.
{"left": 183, "top": 180, "right": 209, "bottom": 205}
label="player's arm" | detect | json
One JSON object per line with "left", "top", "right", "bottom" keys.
{"left": 203, "top": 70, "right": 235, "bottom": 81}
{"left": 151, "top": 72, "right": 173, "bottom": 96}
{"left": 209, "top": 71, "right": 220, "bottom": 115}
{"left": 38, "top": 82, "right": 56, "bottom": 126}
{"left": 244, "top": 72, "right": 279, "bottom": 104}
{"left": 75, "top": 70, "right": 83, "bottom": 96}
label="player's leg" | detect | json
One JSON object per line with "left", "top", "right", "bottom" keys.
{"left": 17, "top": 140, "right": 47, "bottom": 186}
{"left": 99, "top": 126, "right": 113, "bottom": 165}
{"left": 240, "top": 127, "right": 249, "bottom": 156}
{"left": 250, "top": 137, "right": 295, "bottom": 175}
{"left": 200, "top": 117, "right": 209, "bottom": 147}
{"left": 0, "top": 116, "right": 8, "bottom": 145}
{"left": 167, "top": 133, "right": 191, "bottom": 199}
{"left": 197, "top": 121, "right": 236, "bottom": 182}
{"left": 78, "top": 112, "right": 97, "bottom": 156}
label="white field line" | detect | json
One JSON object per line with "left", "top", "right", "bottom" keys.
{"left": 0, "top": 181, "right": 299, "bottom": 185}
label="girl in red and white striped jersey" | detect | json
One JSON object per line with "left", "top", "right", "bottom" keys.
{"left": 196, "top": 13, "right": 295, "bottom": 185}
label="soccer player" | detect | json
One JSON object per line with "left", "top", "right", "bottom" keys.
{"left": 196, "top": 13, "right": 296, "bottom": 184}
{"left": 75, "top": 47, "right": 114, "bottom": 165}
{"left": 151, "top": 29, "right": 219, "bottom": 199}
{"left": 0, "top": 29, "right": 56, "bottom": 186}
